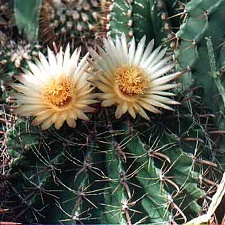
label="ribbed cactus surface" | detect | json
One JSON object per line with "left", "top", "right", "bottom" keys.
{"left": 175, "top": 0, "right": 225, "bottom": 168}
{"left": 5, "top": 102, "right": 210, "bottom": 224}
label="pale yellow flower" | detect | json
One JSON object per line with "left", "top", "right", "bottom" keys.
{"left": 89, "top": 34, "right": 182, "bottom": 120}
{"left": 11, "top": 45, "right": 96, "bottom": 130}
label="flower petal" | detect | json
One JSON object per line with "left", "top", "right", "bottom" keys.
{"left": 11, "top": 45, "right": 96, "bottom": 130}
{"left": 89, "top": 34, "right": 183, "bottom": 120}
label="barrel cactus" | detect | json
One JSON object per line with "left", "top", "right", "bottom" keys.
{"left": 1, "top": 0, "right": 225, "bottom": 224}
{"left": 39, "top": 0, "right": 101, "bottom": 50}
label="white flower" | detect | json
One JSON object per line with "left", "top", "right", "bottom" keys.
{"left": 11, "top": 45, "right": 96, "bottom": 130}
{"left": 89, "top": 34, "right": 182, "bottom": 120}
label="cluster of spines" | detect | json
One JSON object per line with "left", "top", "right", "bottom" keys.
{"left": 40, "top": 0, "right": 100, "bottom": 48}
{"left": 0, "top": 39, "right": 41, "bottom": 84}
{"left": 0, "top": 0, "right": 14, "bottom": 26}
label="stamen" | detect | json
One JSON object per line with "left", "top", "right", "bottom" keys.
{"left": 42, "top": 77, "right": 75, "bottom": 107}
{"left": 114, "top": 65, "right": 149, "bottom": 96}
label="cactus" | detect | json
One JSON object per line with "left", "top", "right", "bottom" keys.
{"left": 174, "top": 0, "right": 225, "bottom": 168}
{"left": 39, "top": 0, "right": 101, "bottom": 50}
{"left": 104, "top": 0, "right": 170, "bottom": 45}
{"left": 4, "top": 91, "right": 220, "bottom": 224}
{"left": 14, "top": 0, "right": 42, "bottom": 42}
{"left": 1, "top": 0, "right": 225, "bottom": 224}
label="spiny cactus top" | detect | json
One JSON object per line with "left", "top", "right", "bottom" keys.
{"left": 89, "top": 34, "right": 182, "bottom": 120}
{"left": 11, "top": 45, "right": 96, "bottom": 130}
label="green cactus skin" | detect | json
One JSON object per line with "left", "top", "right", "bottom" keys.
{"left": 105, "top": 0, "right": 170, "bottom": 46}
{"left": 14, "top": 0, "right": 42, "bottom": 42}
{"left": 175, "top": 0, "right": 225, "bottom": 101}
{"left": 133, "top": 0, "right": 169, "bottom": 45}
{"left": 106, "top": 0, "right": 133, "bottom": 39}
{"left": 5, "top": 100, "right": 214, "bottom": 224}
{"left": 174, "top": 0, "right": 225, "bottom": 168}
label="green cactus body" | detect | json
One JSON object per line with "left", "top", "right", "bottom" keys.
{"left": 39, "top": 0, "right": 100, "bottom": 49}
{"left": 124, "top": 133, "right": 170, "bottom": 224}
{"left": 175, "top": 0, "right": 225, "bottom": 104}
{"left": 108, "top": 0, "right": 133, "bottom": 38}
{"left": 101, "top": 141, "right": 128, "bottom": 224}
{"left": 175, "top": 0, "right": 225, "bottom": 167}
{"left": 4, "top": 111, "right": 208, "bottom": 224}
{"left": 106, "top": 0, "right": 169, "bottom": 45}
{"left": 14, "top": 0, "right": 42, "bottom": 42}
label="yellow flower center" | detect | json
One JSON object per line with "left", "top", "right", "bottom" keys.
{"left": 42, "top": 77, "right": 75, "bottom": 107}
{"left": 114, "top": 65, "right": 149, "bottom": 96}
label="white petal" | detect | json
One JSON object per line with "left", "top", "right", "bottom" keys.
{"left": 101, "top": 99, "right": 116, "bottom": 107}
{"left": 147, "top": 48, "right": 167, "bottom": 68}
{"left": 134, "top": 36, "right": 146, "bottom": 65}
{"left": 140, "top": 39, "right": 154, "bottom": 66}
{"left": 128, "top": 106, "right": 136, "bottom": 119}
{"left": 115, "top": 105, "right": 124, "bottom": 119}
{"left": 47, "top": 47, "right": 57, "bottom": 73}
{"left": 56, "top": 47, "right": 63, "bottom": 68}
{"left": 66, "top": 118, "right": 76, "bottom": 128}
{"left": 39, "top": 52, "right": 50, "bottom": 70}
{"left": 139, "top": 99, "right": 161, "bottom": 113}
{"left": 148, "top": 56, "right": 171, "bottom": 75}
{"left": 28, "top": 61, "right": 41, "bottom": 76}
{"left": 151, "top": 64, "right": 174, "bottom": 79}
{"left": 133, "top": 104, "right": 150, "bottom": 120}
{"left": 121, "top": 33, "right": 128, "bottom": 58}
{"left": 128, "top": 37, "right": 136, "bottom": 63}
{"left": 55, "top": 114, "right": 66, "bottom": 129}
{"left": 150, "top": 83, "right": 179, "bottom": 91}
{"left": 142, "top": 46, "right": 161, "bottom": 68}
{"left": 152, "top": 72, "right": 181, "bottom": 86}
{"left": 64, "top": 44, "right": 71, "bottom": 65}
